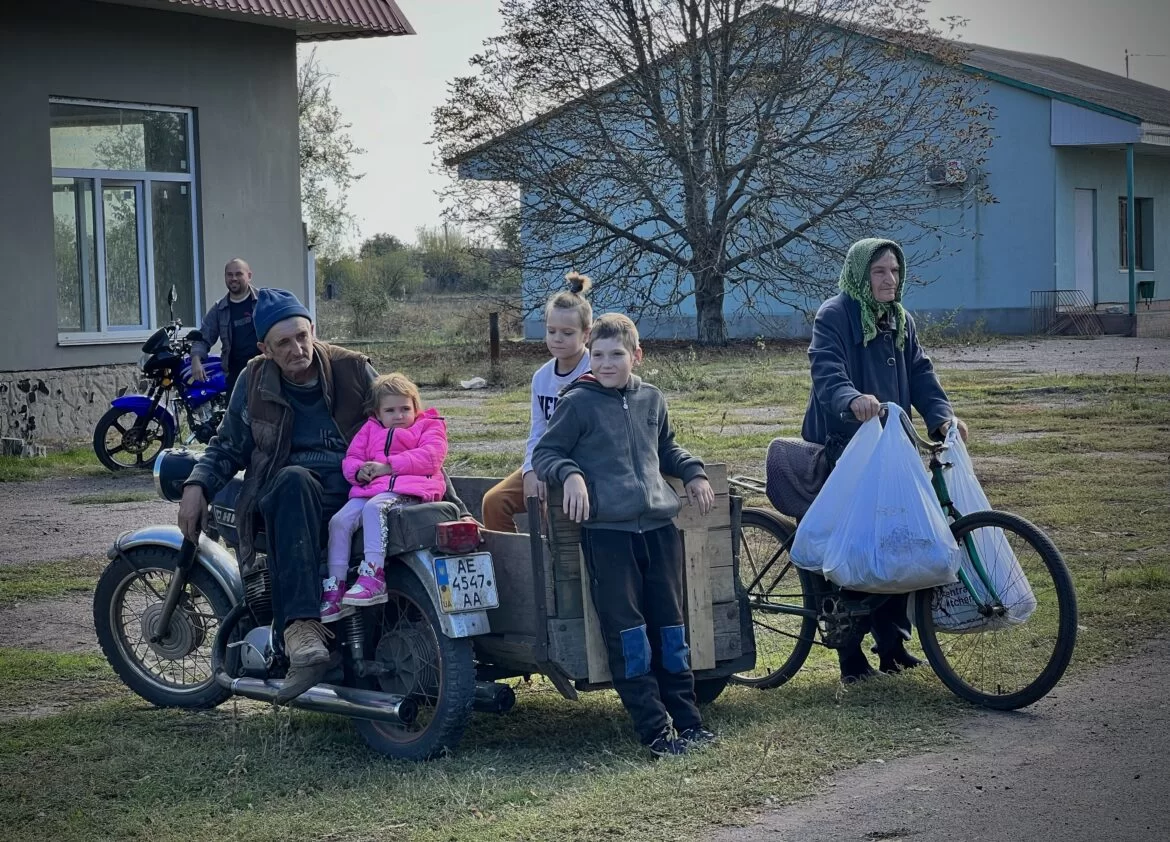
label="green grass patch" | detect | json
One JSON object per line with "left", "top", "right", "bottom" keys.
{"left": 0, "top": 649, "right": 111, "bottom": 684}
{"left": 0, "top": 559, "right": 104, "bottom": 605}
{"left": 2, "top": 350, "right": 1169, "bottom": 840}
{"left": 69, "top": 491, "right": 157, "bottom": 505}
{"left": 0, "top": 448, "right": 105, "bottom": 482}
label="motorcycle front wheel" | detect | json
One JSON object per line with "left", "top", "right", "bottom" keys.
{"left": 93, "top": 406, "right": 175, "bottom": 471}
{"left": 94, "top": 545, "right": 234, "bottom": 709}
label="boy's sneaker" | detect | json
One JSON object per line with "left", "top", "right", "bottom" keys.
{"left": 646, "top": 728, "right": 687, "bottom": 759}
{"left": 342, "top": 562, "right": 388, "bottom": 606}
{"left": 677, "top": 725, "right": 718, "bottom": 749}
{"left": 320, "top": 576, "right": 354, "bottom": 623}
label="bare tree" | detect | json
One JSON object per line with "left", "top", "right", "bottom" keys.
{"left": 299, "top": 48, "right": 364, "bottom": 257}
{"left": 434, "top": 0, "right": 994, "bottom": 344}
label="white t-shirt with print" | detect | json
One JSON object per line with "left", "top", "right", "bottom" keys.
{"left": 521, "top": 352, "right": 591, "bottom": 474}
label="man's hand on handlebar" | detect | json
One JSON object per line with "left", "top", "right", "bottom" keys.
{"left": 849, "top": 394, "right": 882, "bottom": 422}
{"left": 178, "top": 485, "right": 208, "bottom": 543}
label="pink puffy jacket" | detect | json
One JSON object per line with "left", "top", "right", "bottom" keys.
{"left": 342, "top": 409, "right": 448, "bottom": 501}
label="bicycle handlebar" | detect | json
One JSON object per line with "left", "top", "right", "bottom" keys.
{"left": 837, "top": 402, "right": 951, "bottom": 454}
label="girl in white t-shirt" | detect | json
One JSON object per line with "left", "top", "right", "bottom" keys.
{"left": 482, "top": 272, "right": 593, "bottom": 532}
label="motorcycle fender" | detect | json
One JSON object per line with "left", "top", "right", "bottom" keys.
{"left": 399, "top": 551, "right": 491, "bottom": 639}
{"left": 109, "top": 395, "right": 177, "bottom": 437}
{"left": 109, "top": 525, "right": 244, "bottom": 605}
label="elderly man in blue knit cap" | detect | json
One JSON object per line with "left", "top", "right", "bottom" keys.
{"left": 179, "top": 288, "right": 376, "bottom": 701}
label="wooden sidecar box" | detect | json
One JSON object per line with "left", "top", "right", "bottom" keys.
{"left": 451, "top": 465, "right": 755, "bottom": 688}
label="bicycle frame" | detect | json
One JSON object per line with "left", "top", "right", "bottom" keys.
{"left": 732, "top": 405, "right": 1009, "bottom": 635}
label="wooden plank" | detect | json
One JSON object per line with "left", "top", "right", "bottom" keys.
{"left": 671, "top": 493, "right": 731, "bottom": 531}
{"left": 481, "top": 531, "right": 540, "bottom": 637}
{"left": 450, "top": 475, "right": 504, "bottom": 522}
{"left": 683, "top": 527, "right": 716, "bottom": 671}
{"left": 547, "top": 618, "right": 591, "bottom": 680}
{"left": 554, "top": 578, "right": 585, "bottom": 619}
{"left": 706, "top": 526, "right": 737, "bottom": 604}
{"left": 580, "top": 556, "right": 613, "bottom": 683}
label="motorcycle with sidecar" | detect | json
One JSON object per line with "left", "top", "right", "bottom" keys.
{"left": 94, "top": 450, "right": 755, "bottom": 760}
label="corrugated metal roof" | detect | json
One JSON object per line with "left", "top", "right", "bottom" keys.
{"left": 963, "top": 43, "right": 1170, "bottom": 126}
{"left": 154, "top": 0, "right": 415, "bottom": 40}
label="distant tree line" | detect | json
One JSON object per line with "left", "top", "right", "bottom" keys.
{"left": 316, "top": 225, "right": 521, "bottom": 337}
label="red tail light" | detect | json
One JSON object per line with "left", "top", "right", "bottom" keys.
{"left": 435, "top": 520, "right": 481, "bottom": 555}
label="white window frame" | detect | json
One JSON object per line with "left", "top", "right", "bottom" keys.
{"left": 51, "top": 97, "right": 201, "bottom": 345}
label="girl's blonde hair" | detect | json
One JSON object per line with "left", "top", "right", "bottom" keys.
{"left": 544, "top": 271, "right": 593, "bottom": 331}
{"left": 368, "top": 372, "right": 422, "bottom": 416}
{"left": 588, "top": 312, "right": 639, "bottom": 354}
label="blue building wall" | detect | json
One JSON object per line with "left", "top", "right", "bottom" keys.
{"left": 1053, "top": 147, "right": 1170, "bottom": 305}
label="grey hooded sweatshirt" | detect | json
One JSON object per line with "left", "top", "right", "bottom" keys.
{"left": 532, "top": 373, "right": 707, "bottom": 532}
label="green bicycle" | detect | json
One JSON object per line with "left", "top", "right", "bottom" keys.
{"left": 728, "top": 405, "right": 1078, "bottom": 710}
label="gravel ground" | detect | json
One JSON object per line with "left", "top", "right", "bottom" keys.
{"left": 930, "top": 336, "right": 1167, "bottom": 375}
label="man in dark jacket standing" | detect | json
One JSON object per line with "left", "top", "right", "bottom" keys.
{"left": 802, "top": 238, "right": 968, "bottom": 682}
{"left": 178, "top": 288, "right": 376, "bottom": 701}
{"left": 190, "top": 258, "right": 260, "bottom": 395}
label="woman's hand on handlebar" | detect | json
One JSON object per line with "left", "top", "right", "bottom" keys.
{"left": 939, "top": 418, "right": 970, "bottom": 442}
{"left": 849, "top": 394, "right": 882, "bottom": 423}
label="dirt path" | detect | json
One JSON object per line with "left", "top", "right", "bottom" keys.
{"left": 712, "top": 637, "right": 1170, "bottom": 842}
{"left": 0, "top": 473, "right": 170, "bottom": 567}
{"left": 931, "top": 336, "right": 1167, "bottom": 375}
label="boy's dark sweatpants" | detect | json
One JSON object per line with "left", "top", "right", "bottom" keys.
{"left": 581, "top": 524, "right": 702, "bottom": 744}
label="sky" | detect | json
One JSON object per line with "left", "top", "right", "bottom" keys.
{"left": 312, "top": 0, "right": 1170, "bottom": 250}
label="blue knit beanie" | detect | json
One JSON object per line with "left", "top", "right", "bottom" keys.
{"left": 253, "top": 287, "right": 311, "bottom": 341}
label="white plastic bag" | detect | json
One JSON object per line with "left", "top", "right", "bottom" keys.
{"left": 927, "top": 424, "right": 1036, "bottom": 632}
{"left": 822, "top": 406, "right": 960, "bottom": 593}
{"left": 791, "top": 417, "right": 882, "bottom": 571}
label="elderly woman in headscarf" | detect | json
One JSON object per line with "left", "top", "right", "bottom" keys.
{"left": 801, "top": 238, "right": 968, "bottom": 682}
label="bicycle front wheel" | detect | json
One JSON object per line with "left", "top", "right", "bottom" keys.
{"left": 732, "top": 508, "right": 817, "bottom": 689}
{"left": 916, "top": 510, "right": 1078, "bottom": 710}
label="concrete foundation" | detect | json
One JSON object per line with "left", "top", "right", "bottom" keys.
{"left": 0, "top": 364, "right": 139, "bottom": 443}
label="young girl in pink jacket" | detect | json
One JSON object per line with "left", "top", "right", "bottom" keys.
{"left": 322, "top": 373, "right": 448, "bottom": 621}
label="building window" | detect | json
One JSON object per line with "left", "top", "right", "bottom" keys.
{"left": 50, "top": 99, "right": 199, "bottom": 338}
{"left": 1118, "top": 197, "right": 1154, "bottom": 271}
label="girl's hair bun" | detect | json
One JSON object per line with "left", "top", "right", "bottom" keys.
{"left": 565, "top": 271, "right": 592, "bottom": 296}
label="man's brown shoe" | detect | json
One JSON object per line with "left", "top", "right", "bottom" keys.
{"left": 276, "top": 620, "right": 335, "bottom": 704}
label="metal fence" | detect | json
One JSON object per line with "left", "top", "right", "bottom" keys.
{"left": 1030, "top": 289, "right": 1104, "bottom": 336}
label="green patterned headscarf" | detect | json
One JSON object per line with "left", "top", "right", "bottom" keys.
{"left": 838, "top": 238, "right": 907, "bottom": 349}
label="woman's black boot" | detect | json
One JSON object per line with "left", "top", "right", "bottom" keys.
{"left": 838, "top": 643, "right": 878, "bottom": 683}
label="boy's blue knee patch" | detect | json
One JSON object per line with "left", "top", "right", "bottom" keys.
{"left": 660, "top": 624, "right": 690, "bottom": 674}
{"left": 620, "top": 625, "right": 651, "bottom": 679}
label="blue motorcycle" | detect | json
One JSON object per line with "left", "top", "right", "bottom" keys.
{"left": 92, "top": 317, "right": 229, "bottom": 471}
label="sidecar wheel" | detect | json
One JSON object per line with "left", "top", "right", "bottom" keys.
{"left": 94, "top": 546, "right": 234, "bottom": 709}
{"left": 353, "top": 566, "right": 476, "bottom": 761}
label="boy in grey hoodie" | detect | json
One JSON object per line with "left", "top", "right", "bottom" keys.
{"left": 533, "top": 313, "right": 717, "bottom": 757}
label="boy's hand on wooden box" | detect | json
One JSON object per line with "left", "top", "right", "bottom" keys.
{"left": 562, "top": 473, "right": 590, "bottom": 523}
{"left": 685, "top": 477, "right": 715, "bottom": 516}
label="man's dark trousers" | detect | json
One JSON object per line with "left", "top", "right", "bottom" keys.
{"left": 581, "top": 523, "right": 701, "bottom": 744}
{"left": 258, "top": 466, "right": 348, "bottom": 635}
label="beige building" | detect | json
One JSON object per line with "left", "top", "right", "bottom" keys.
{"left": 0, "top": 0, "right": 413, "bottom": 442}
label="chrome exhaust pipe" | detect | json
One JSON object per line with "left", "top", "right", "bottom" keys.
{"left": 215, "top": 672, "right": 418, "bottom": 725}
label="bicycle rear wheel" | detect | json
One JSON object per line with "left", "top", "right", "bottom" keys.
{"left": 916, "top": 510, "right": 1078, "bottom": 710}
{"left": 732, "top": 508, "right": 817, "bottom": 689}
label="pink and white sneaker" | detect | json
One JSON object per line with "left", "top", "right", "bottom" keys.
{"left": 342, "top": 562, "right": 388, "bottom": 606}
{"left": 320, "top": 576, "right": 354, "bottom": 623}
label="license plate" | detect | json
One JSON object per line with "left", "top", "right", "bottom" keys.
{"left": 433, "top": 552, "right": 499, "bottom": 614}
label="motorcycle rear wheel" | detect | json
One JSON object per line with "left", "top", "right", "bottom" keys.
{"left": 93, "top": 406, "right": 175, "bottom": 472}
{"left": 352, "top": 566, "right": 476, "bottom": 761}
{"left": 94, "top": 546, "right": 233, "bottom": 708}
